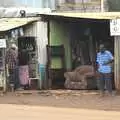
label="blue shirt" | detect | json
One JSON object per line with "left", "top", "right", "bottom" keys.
{"left": 96, "top": 50, "right": 113, "bottom": 73}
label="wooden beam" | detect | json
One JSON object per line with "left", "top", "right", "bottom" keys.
{"left": 114, "top": 36, "right": 120, "bottom": 91}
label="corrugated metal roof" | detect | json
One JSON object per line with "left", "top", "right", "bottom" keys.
{"left": 41, "top": 12, "right": 120, "bottom": 20}
{"left": 0, "top": 17, "right": 39, "bottom": 32}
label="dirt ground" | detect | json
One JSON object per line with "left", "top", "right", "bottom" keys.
{"left": 0, "top": 90, "right": 120, "bottom": 111}
{"left": 2, "top": 104, "right": 120, "bottom": 120}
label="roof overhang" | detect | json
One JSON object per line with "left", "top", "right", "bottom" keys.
{"left": 0, "top": 17, "right": 39, "bottom": 32}
{"left": 39, "top": 12, "right": 120, "bottom": 20}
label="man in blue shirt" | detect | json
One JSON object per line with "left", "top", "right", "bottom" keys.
{"left": 96, "top": 44, "right": 114, "bottom": 96}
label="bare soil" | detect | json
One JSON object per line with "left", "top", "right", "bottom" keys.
{"left": 0, "top": 90, "right": 120, "bottom": 111}
{"left": 2, "top": 104, "right": 120, "bottom": 120}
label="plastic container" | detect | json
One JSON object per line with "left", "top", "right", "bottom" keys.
{"left": 39, "top": 64, "right": 46, "bottom": 89}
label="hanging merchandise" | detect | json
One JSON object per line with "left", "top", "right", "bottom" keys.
{"left": 11, "top": 30, "right": 15, "bottom": 38}
{"left": 19, "top": 28, "right": 24, "bottom": 36}
{"left": 15, "top": 29, "right": 19, "bottom": 38}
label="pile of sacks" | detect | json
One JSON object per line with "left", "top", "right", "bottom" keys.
{"left": 64, "top": 65, "right": 97, "bottom": 90}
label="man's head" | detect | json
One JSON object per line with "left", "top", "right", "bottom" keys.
{"left": 11, "top": 44, "right": 17, "bottom": 50}
{"left": 99, "top": 44, "right": 106, "bottom": 53}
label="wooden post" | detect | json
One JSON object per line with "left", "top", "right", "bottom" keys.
{"left": 114, "top": 36, "right": 120, "bottom": 91}
{"left": 101, "top": 0, "right": 104, "bottom": 12}
{"left": 3, "top": 48, "right": 7, "bottom": 93}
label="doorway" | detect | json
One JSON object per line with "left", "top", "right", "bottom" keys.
{"left": 18, "top": 36, "right": 38, "bottom": 90}
{"left": 68, "top": 18, "right": 114, "bottom": 89}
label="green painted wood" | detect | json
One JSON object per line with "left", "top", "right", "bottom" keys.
{"left": 49, "top": 20, "right": 72, "bottom": 70}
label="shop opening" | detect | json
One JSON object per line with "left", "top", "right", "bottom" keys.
{"left": 47, "top": 17, "right": 114, "bottom": 90}
{"left": 18, "top": 36, "right": 38, "bottom": 90}
{"left": 69, "top": 19, "right": 114, "bottom": 69}
{"left": 68, "top": 18, "right": 114, "bottom": 90}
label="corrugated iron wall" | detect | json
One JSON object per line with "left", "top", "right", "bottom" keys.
{"left": 36, "top": 21, "right": 48, "bottom": 65}
{"left": 24, "top": 21, "right": 48, "bottom": 66}
{"left": 24, "top": 21, "right": 48, "bottom": 89}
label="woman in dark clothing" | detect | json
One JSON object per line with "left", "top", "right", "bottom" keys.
{"left": 18, "top": 49, "right": 30, "bottom": 89}
{"left": 19, "top": 49, "right": 29, "bottom": 65}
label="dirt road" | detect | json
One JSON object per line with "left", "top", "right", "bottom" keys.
{"left": 0, "top": 90, "right": 120, "bottom": 111}
{"left": 1, "top": 104, "right": 120, "bottom": 120}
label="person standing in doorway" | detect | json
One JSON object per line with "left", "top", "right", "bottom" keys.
{"left": 18, "top": 49, "right": 30, "bottom": 90}
{"left": 6, "top": 44, "right": 18, "bottom": 91}
{"left": 96, "top": 44, "right": 114, "bottom": 96}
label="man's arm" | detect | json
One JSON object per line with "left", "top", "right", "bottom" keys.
{"left": 104, "top": 51, "right": 114, "bottom": 65}
{"left": 109, "top": 51, "right": 114, "bottom": 63}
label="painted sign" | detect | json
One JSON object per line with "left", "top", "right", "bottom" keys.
{"left": 110, "top": 19, "right": 120, "bottom": 36}
{"left": 0, "top": 39, "right": 6, "bottom": 48}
